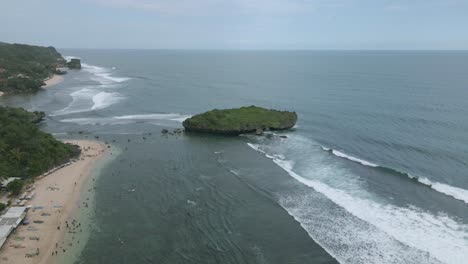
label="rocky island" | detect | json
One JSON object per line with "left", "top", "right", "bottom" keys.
{"left": 182, "top": 106, "right": 297, "bottom": 135}
{"left": 66, "top": 58, "right": 82, "bottom": 69}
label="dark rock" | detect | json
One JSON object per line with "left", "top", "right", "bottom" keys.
{"left": 30, "top": 111, "right": 46, "bottom": 123}
{"left": 161, "top": 129, "right": 169, "bottom": 134}
{"left": 66, "top": 59, "right": 81, "bottom": 70}
{"left": 255, "top": 128, "right": 264, "bottom": 135}
{"left": 279, "top": 135, "right": 288, "bottom": 138}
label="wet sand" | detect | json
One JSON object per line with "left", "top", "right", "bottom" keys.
{"left": 43, "top": 75, "right": 64, "bottom": 88}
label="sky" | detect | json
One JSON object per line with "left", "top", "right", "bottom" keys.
{"left": 1, "top": 0, "right": 468, "bottom": 49}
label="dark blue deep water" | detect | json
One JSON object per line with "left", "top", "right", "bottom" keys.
{"left": 1, "top": 50, "right": 467, "bottom": 264}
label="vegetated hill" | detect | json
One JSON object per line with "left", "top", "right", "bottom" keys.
{"left": 0, "top": 106, "right": 80, "bottom": 180}
{"left": 183, "top": 106, "right": 297, "bottom": 135}
{"left": 0, "top": 42, "right": 66, "bottom": 94}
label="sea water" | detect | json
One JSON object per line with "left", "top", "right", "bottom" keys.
{"left": 1, "top": 50, "right": 467, "bottom": 264}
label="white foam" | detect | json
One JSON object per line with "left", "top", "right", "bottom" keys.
{"left": 60, "top": 117, "right": 132, "bottom": 125}
{"left": 91, "top": 92, "right": 125, "bottom": 110}
{"left": 330, "top": 149, "right": 379, "bottom": 167}
{"left": 248, "top": 143, "right": 468, "bottom": 264}
{"left": 64, "top": 55, "right": 80, "bottom": 60}
{"left": 322, "top": 146, "right": 468, "bottom": 204}
{"left": 52, "top": 87, "right": 125, "bottom": 116}
{"left": 416, "top": 177, "right": 468, "bottom": 204}
{"left": 51, "top": 87, "right": 96, "bottom": 116}
{"left": 115, "top": 113, "right": 191, "bottom": 122}
{"left": 60, "top": 113, "right": 190, "bottom": 125}
{"left": 81, "top": 63, "right": 130, "bottom": 84}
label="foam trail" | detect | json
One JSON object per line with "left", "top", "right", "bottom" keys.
{"left": 321, "top": 147, "right": 378, "bottom": 167}
{"left": 51, "top": 87, "right": 95, "bottom": 116}
{"left": 321, "top": 146, "right": 468, "bottom": 204}
{"left": 115, "top": 113, "right": 192, "bottom": 122}
{"left": 81, "top": 63, "right": 130, "bottom": 84}
{"left": 248, "top": 143, "right": 468, "bottom": 264}
{"left": 60, "top": 113, "right": 190, "bottom": 125}
{"left": 91, "top": 92, "right": 125, "bottom": 110}
{"left": 64, "top": 56, "right": 80, "bottom": 60}
{"left": 416, "top": 177, "right": 468, "bottom": 204}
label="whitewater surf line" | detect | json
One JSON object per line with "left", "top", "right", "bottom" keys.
{"left": 320, "top": 146, "right": 468, "bottom": 204}
{"left": 248, "top": 142, "right": 468, "bottom": 264}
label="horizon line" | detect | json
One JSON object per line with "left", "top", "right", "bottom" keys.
{"left": 57, "top": 48, "right": 468, "bottom": 52}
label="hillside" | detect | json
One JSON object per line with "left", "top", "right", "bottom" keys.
{"left": 0, "top": 42, "right": 66, "bottom": 94}
{"left": 0, "top": 106, "right": 80, "bottom": 180}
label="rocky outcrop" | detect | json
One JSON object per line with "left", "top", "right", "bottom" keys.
{"left": 66, "top": 59, "right": 82, "bottom": 70}
{"left": 31, "top": 111, "right": 46, "bottom": 123}
{"left": 182, "top": 106, "right": 297, "bottom": 136}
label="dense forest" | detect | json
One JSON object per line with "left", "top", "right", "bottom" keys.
{"left": 0, "top": 106, "right": 80, "bottom": 180}
{"left": 183, "top": 106, "right": 297, "bottom": 135}
{"left": 0, "top": 42, "right": 69, "bottom": 94}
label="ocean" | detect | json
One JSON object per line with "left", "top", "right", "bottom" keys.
{"left": 1, "top": 50, "right": 467, "bottom": 264}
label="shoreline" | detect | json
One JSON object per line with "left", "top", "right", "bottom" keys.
{"left": 0, "top": 140, "right": 106, "bottom": 264}
{"left": 43, "top": 75, "right": 64, "bottom": 88}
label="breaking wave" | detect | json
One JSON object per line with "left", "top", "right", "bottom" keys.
{"left": 60, "top": 113, "right": 190, "bottom": 125}
{"left": 51, "top": 57, "right": 130, "bottom": 115}
{"left": 91, "top": 92, "right": 125, "bottom": 110}
{"left": 321, "top": 147, "right": 468, "bottom": 204}
{"left": 82, "top": 63, "right": 131, "bottom": 84}
{"left": 51, "top": 87, "right": 125, "bottom": 116}
{"left": 248, "top": 142, "right": 468, "bottom": 264}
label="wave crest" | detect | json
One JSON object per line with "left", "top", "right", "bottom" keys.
{"left": 320, "top": 146, "right": 468, "bottom": 204}
{"left": 248, "top": 143, "right": 468, "bottom": 264}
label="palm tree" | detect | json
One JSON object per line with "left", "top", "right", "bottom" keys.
{"left": 9, "top": 148, "right": 24, "bottom": 166}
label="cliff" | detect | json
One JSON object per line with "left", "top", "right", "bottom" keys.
{"left": 0, "top": 42, "right": 74, "bottom": 95}
{"left": 0, "top": 106, "right": 80, "bottom": 180}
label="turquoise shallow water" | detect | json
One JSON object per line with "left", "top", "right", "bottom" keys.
{"left": 1, "top": 50, "right": 467, "bottom": 263}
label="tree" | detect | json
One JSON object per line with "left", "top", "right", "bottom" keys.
{"left": 6, "top": 179, "right": 24, "bottom": 195}
{"left": 0, "top": 107, "right": 81, "bottom": 178}
{"left": 0, "top": 161, "right": 8, "bottom": 181}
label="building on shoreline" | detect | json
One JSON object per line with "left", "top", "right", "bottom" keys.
{"left": 0, "top": 177, "right": 21, "bottom": 190}
{"left": 0, "top": 207, "right": 26, "bottom": 249}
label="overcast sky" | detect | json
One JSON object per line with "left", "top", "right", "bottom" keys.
{"left": 1, "top": 0, "right": 467, "bottom": 49}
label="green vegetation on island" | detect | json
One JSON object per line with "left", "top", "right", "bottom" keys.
{"left": 182, "top": 106, "right": 297, "bottom": 135}
{"left": 66, "top": 58, "right": 82, "bottom": 69}
{"left": 0, "top": 106, "right": 81, "bottom": 181}
{"left": 0, "top": 42, "right": 80, "bottom": 95}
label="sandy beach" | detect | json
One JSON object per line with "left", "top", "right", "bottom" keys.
{"left": 0, "top": 140, "right": 105, "bottom": 264}
{"left": 43, "top": 75, "right": 64, "bottom": 88}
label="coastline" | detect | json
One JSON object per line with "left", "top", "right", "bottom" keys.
{"left": 43, "top": 75, "right": 64, "bottom": 88}
{"left": 0, "top": 140, "right": 106, "bottom": 264}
